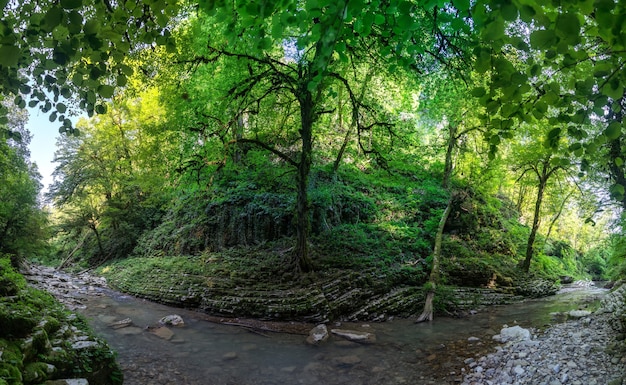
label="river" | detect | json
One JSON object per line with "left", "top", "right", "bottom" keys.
{"left": 71, "top": 279, "right": 606, "bottom": 385}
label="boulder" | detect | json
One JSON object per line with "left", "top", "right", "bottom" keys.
{"left": 493, "top": 325, "right": 531, "bottom": 343}
{"left": 568, "top": 310, "right": 592, "bottom": 318}
{"left": 159, "top": 314, "right": 184, "bottom": 326}
{"left": 306, "top": 324, "right": 329, "bottom": 345}
{"left": 330, "top": 328, "right": 376, "bottom": 344}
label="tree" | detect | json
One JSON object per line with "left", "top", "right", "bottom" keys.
{"left": 48, "top": 88, "right": 173, "bottom": 264}
{"left": 472, "top": 0, "right": 626, "bottom": 207}
{"left": 0, "top": 100, "right": 47, "bottom": 263}
{"left": 173, "top": 0, "right": 474, "bottom": 272}
{"left": 0, "top": 0, "right": 179, "bottom": 130}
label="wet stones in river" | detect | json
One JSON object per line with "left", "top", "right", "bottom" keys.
{"left": 159, "top": 314, "right": 185, "bottom": 327}
{"left": 306, "top": 324, "right": 329, "bottom": 345}
{"left": 330, "top": 328, "right": 377, "bottom": 344}
{"left": 108, "top": 318, "right": 133, "bottom": 329}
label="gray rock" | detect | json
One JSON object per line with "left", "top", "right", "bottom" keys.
{"left": 306, "top": 324, "right": 329, "bottom": 345}
{"left": 569, "top": 309, "right": 592, "bottom": 318}
{"left": 330, "top": 328, "right": 376, "bottom": 344}
{"left": 159, "top": 314, "right": 184, "bottom": 326}
{"left": 495, "top": 325, "right": 531, "bottom": 343}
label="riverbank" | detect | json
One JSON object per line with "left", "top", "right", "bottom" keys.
{"left": 96, "top": 254, "right": 561, "bottom": 322}
{"left": 461, "top": 284, "right": 626, "bottom": 385}
{"left": 19, "top": 262, "right": 626, "bottom": 385}
{"left": 0, "top": 258, "right": 121, "bottom": 385}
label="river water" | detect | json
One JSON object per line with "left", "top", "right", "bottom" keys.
{"left": 76, "top": 283, "right": 606, "bottom": 385}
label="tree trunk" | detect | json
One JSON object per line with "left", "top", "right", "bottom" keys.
{"left": 416, "top": 198, "right": 453, "bottom": 323}
{"left": 545, "top": 190, "right": 573, "bottom": 242}
{"left": 522, "top": 178, "right": 546, "bottom": 272}
{"left": 442, "top": 123, "right": 457, "bottom": 189}
{"left": 294, "top": 90, "right": 314, "bottom": 273}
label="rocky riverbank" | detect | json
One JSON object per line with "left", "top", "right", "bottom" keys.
{"left": 461, "top": 283, "right": 626, "bottom": 385}
{"left": 98, "top": 256, "right": 561, "bottom": 322}
{"left": 0, "top": 259, "right": 121, "bottom": 385}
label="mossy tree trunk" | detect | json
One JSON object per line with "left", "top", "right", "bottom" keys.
{"left": 416, "top": 198, "right": 453, "bottom": 323}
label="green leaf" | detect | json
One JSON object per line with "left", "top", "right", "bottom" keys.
{"left": 610, "top": 183, "right": 625, "bottom": 199}
{"left": 602, "top": 79, "right": 624, "bottom": 100}
{"left": 604, "top": 121, "right": 621, "bottom": 140}
{"left": 117, "top": 75, "right": 127, "bottom": 87}
{"left": 98, "top": 84, "right": 115, "bottom": 98}
{"left": 57, "top": 103, "right": 67, "bottom": 113}
{"left": 530, "top": 29, "right": 557, "bottom": 49}
{"left": 44, "top": 7, "right": 64, "bottom": 31}
{"left": 0, "top": 45, "right": 20, "bottom": 67}
{"left": 616, "top": 157, "right": 624, "bottom": 167}
{"left": 95, "top": 104, "right": 107, "bottom": 114}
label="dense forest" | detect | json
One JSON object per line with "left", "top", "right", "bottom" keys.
{"left": 2, "top": 0, "right": 626, "bottom": 323}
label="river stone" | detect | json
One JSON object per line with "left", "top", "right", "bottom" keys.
{"left": 494, "top": 325, "right": 531, "bottom": 343}
{"left": 159, "top": 314, "right": 184, "bottom": 326}
{"left": 330, "top": 328, "right": 376, "bottom": 344}
{"left": 569, "top": 310, "right": 592, "bottom": 318}
{"left": 109, "top": 318, "right": 132, "bottom": 329}
{"left": 71, "top": 341, "right": 99, "bottom": 350}
{"left": 44, "top": 380, "right": 89, "bottom": 385}
{"left": 148, "top": 326, "right": 174, "bottom": 340}
{"left": 306, "top": 324, "right": 329, "bottom": 345}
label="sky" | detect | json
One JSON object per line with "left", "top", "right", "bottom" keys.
{"left": 27, "top": 107, "right": 61, "bottom": 194}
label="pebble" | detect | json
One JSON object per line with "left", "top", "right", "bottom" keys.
{"left": 461, "top": 286, "right": 626, "bottom": 385}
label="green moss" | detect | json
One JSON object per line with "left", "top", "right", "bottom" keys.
{"left": 0, "top": 303, "right": 37, "bottom": 338}
{"left": 22, "top": 362, "right": 50, "bottom": 384}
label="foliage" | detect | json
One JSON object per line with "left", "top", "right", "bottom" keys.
{"left": 0, "top": 102, "right": 48, "bottom": 263}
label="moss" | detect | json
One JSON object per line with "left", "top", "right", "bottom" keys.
{"left": 22, "top": 362, "right": 51, "bottom": 384}
{"left": 0, "top": 303, "right": 37, "bottom": 338}
{"left": 0, "top": 340, "right": 23, "bottom": 385}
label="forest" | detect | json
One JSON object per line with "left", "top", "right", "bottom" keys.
{"left": 2, "top": 0, "right": 626, "bottom": 324}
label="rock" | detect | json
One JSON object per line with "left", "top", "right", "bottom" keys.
{"left": 468, "top": 336, "right": 480, "bottom": 343}
{"left": 568, "top": 310, "right": 592, "bottom": 318}
{"left": 330, "top": 328, "right": 376, "bottom": 344}
{"left": 44, "top": 380, "right": 89, "bottom": 385}
{"left": 494, "top": 325, "right": 531, "bottom": 343}
{"left": 71, "top": 341, "right": 99, "bottom": 350}
{"left": 147, "top": 326, "right": 174, "bottom": 341}
{"left": 109, "top": 318, "right": 132, "bottom": 329}
{"left": 159, "top": 314, "right": 184, "bottom": 326}
{"left": 222, "top": 351, "right": 238, "bottom": 360}
{"left": 306, "top": 324, "right": 329, "bottom": 345}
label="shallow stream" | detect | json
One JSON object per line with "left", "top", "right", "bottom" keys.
{"left": 76, "top": 283, "right": 606, "bottom": 385}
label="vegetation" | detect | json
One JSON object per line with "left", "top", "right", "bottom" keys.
{"left": 1, "top": 0, "right": 626, "bottom": 326}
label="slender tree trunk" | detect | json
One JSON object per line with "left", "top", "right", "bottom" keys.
{"left": 522, "top": 178, "right": 546, "bottom": 272}
{"left": 416, "top": 198, "right": 453, "bottom": 323}
{"left": 89, "top": 222, "right": 105, "bottom": 262}
{"left": 545, "top": 191, "right": 573, "bottom": 242}
{"left": 442, "top": 123, "right": 457, "bottom": 189}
